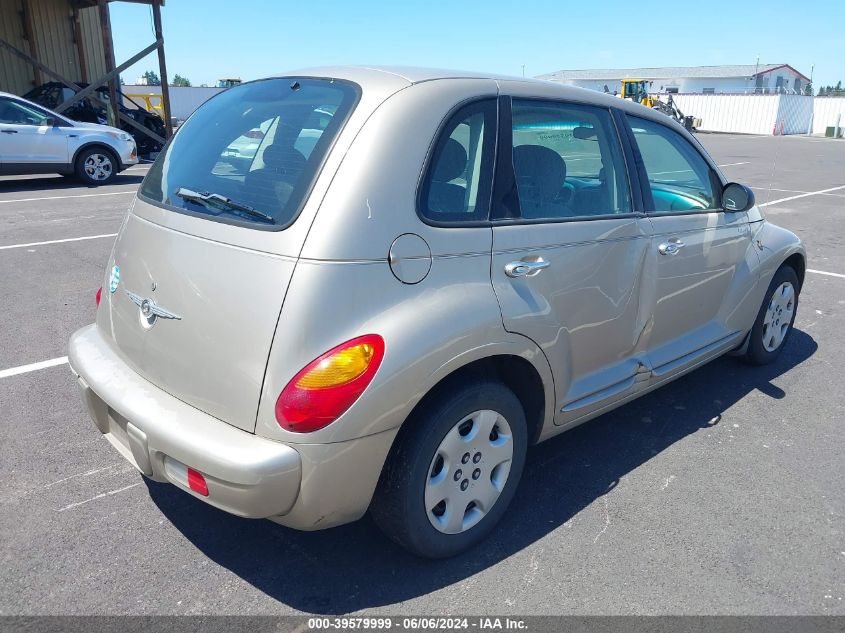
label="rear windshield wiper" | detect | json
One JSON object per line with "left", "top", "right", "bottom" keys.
{"left": 174, "top": 187, "right": 275, "bottom": 224}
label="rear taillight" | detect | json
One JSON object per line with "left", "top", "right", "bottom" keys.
{"left": 95, "top": 286, "right": 102, "bottom": 307}
{"left": 275, "top": 334, "right": 385, "bottom": 433}
{"left": 187, "top": 467, "right": 209, "bottom": 496}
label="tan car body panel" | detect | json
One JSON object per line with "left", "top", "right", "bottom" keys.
{"left": 69, "top": 66, "right": 804, "bottom": 530}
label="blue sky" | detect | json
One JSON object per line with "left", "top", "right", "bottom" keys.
{"left": 111, "top": 0, "right": 845, "bottom": 89}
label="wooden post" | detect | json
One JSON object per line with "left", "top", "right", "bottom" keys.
{"left": 71, "top": 7, "right": 88, "bottom": 83}
{"left": 151, "top": 0, "right": 173, "bottom": 137}
{"left": 20, "top": 0, "right": 41, "bottom": 86}
{"left": 0, "top": 36, "right": 166, "bottom": 146}
{"left": 97, "top": 0, "right": 119, "bottom": 128}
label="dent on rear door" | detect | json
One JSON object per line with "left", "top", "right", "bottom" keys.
{"left": 492, "top": 218, "right": 653, "bottom": 425}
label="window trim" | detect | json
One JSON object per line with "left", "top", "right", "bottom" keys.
{"left": 415, "top": 95, "right": 499, "bottom": 228}
{"left": 491, "top": 96, "right": 641, "bottom": 226}
{"left": 136, "top": 76, "right": 362, "bottom": 233}
{"left": 623, "top": 113, "right": 727, "bottom": 217}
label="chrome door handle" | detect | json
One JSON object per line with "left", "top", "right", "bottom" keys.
{"left": 658, "top": 240, "right": 685, "bottom": 256}
{"left": 504, "top": 258, "right": 550, "bottom": 278}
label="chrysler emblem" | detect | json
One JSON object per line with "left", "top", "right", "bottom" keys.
{"left": 126, "top": 289, "right": 181, "bottom": 327}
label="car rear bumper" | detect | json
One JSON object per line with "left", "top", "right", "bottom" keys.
{"left": 68, "top": 324, "right": 302, "bottom": 519}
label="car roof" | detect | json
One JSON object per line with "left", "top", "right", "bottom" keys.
{"left": 272, "top": 65, "right": 682, "bottom": 123}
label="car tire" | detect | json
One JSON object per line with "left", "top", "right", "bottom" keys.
{"left": 75, "top": 147, "right": 118, "bottom": 185}
{"left": 744, "top": 265, "right": 800, "bottom": 365}
{"left": 371, "top": 379, "right": 528, "bottom": 558}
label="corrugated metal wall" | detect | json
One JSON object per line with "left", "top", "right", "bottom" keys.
{"left": 0, "top": 0, "right": 104, "bottom": 96}
{"left": 671, "top": 94, "right": 842, "bottom": 136}
{"left": 0, "top": 0, "right": 33, "bottom": 93}
{"left": 78, "top": 2, "right": 105, "bottom": 80}
{"left": 813, "top": 98, "right": 845, "bottom": 135}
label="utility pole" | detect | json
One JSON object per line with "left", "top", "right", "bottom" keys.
{"left": 807, "top": 64, "right": 815, "bottom": 135}
{"left": 521, "top": 65, "right": 525, "bottom": 78}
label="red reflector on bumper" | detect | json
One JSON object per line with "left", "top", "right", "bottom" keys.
{"left": 187, "top": 467, "right": 209, "bottom": 496}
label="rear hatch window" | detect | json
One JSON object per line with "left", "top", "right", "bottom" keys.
{"left": 139, "top": 77, "right": 359, "bottom": 230}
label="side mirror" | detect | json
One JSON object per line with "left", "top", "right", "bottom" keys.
{"left": 722, "top": 182, "right": 755, "bottom": 212}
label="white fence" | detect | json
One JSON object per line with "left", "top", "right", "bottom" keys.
{"left": 671, "top": 94, "right": 845, "bottom": 136}
{"left": 119, "top": 86, "right": 845, "bottom": 138}
{"left": 812, "top": 98, "right": 845, "bottom": 135}
{"left": 121, "top": 85, "right": 225, "bottom": 122}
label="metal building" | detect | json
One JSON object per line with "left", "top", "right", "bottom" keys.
{"left": 539, "top": 64, "right": 811, "bottom": 96}
{"left": 0, "top": 0, "right": 173, "bottom": 144}
{"left": 0, "top": 0, "right": 107, "bottom": 95}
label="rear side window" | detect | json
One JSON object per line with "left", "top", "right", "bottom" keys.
{"left": 628, "top": 115, "right": 720, "bottom": 212}
{"left": 510, "top": 99, "right": 631, "bottom": 220}
{"left": 0, "top": 98, "right": 49, "bottom": 126}
{"left": 419, "top": 99, "right": 496, "bottom": 223}
{"left": 139, "top": 78, "right": 359, "bottom": 230}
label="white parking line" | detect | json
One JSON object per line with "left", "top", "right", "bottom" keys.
{"left": 808, "top": 269, "right": 845, "bottom": 279}
{"left": 759, "top": 185, "right": 845, "bottom": 207}
{"left": 755, "top": 187, "right": 845, "bottom": 198}
{"left": 57, "top": 482, "right": 142, "bottom": 512}
{"left": 0, "top": 356, "right": 68, "bottom": 379}
{"left": 718, "top": 162, "right": 750, "bottom": 167}
{"left": 0, "top": 191, "right": 135, "bottom": 205}
{"left": 0, "top": 233, "right": 117, "bottom": 251}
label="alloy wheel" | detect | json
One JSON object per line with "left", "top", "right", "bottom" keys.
{"left": 84, "top": 153, "right": 113, "bottom": 181}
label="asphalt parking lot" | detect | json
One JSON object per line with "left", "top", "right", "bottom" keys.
{"left": 1, "top": 134, "right": 843, "bottom": 616}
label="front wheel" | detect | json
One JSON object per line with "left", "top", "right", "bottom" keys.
{"left": 371, "top": 380, "right": 528, "bottom": 558}
{"left": 744, "top": 265, "right": 800, "bottom": 365}
{"left": 75, "top": 147, "right": 117, "bottom": 185}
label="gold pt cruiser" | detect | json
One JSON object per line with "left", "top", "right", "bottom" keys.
{"left": 69, "top": 67, "right": 805, "bottom": 558}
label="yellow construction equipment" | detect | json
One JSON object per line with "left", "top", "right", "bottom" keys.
{"left": 618, "top": 79, "right": 700, "bottom": 132}
{"left": 620, "top": 79, "right": 655, "bottom": 107}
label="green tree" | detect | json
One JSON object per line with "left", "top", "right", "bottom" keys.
{"left": 142, "top": 70, "right": 161, "bottom": 86}
{"left": 171, "top": 74, "right": 191, "bottom": 87}
{"left": 819, "top": 82, "right": 845, "bottom": 97}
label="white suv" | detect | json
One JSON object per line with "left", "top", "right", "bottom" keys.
{"left": 0, "top": 91, "right": 138, "bottom": 185}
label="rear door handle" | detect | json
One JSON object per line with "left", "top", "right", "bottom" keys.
{"left": 1, "top": 130, "right": 18, "bottom": 134}
{"left": 504, "top": 258, "right": 550, "bottom": 278}
{"left": 658, "top": 239, "right": 685, "bottom": 256}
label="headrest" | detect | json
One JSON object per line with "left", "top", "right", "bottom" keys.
{"left": 433, "top": 138, "right": 468, "bottom": 183}
{"left": 513, "top": 145, "right": 566, "bottom": 200}
{"left": 262, "top": 144, "right": 306, "bottom": 174}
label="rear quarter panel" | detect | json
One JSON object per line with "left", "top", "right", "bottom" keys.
{"left": 254, "top": 256, "right": 555, "bottom": 445}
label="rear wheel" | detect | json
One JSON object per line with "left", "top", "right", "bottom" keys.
{"left": 744, "top": 265, "right": 800, "bottom": 365}
{"left": 75, "top": 147, "right": 117, "bottom": 185}
{"left": 371, "top": 380, "right": 527, "bottom": 558}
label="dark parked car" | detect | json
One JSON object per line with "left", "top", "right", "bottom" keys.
{"left": 22, "top": 82, "right": 166, "bottom": 155}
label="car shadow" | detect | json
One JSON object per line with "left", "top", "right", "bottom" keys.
{"left": 0, "top": 173, "right": 145, "bottom": 193}
{"left": 145, "top": 329, "right": 817, "bottom": 613}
